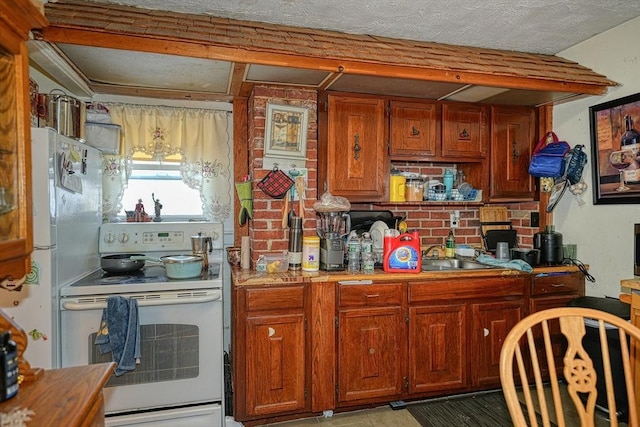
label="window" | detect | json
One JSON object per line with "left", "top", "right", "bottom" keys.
{"left": 120, "top": 161, "right": 203, "bottom": 220}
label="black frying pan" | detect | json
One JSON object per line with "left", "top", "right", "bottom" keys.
{"left": 100, "top": 254, "right": 146, "bottom": 274}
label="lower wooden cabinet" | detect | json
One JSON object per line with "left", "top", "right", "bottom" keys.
{"left": 337, "top": 307, "right": 405, "bottom": 402}
{"left": 471, "top": 300, "right": 524, "bottom": 386}
{"left": 232, "top": 269, "right": 585, "bottom": 424}
{"left": 233, "top": 284, "right": 308, "bottom": 422}
{"left": 528, "top": 272, "right": 585, "bottom": 377}
{"left": 408, "top": 304, "right": 466, "bottom": 393}
{"left": 245, "top": 313, "right": 306, "bottom": 415}
{"left": 336, "top": 282, "right": 405, "bottom": 403}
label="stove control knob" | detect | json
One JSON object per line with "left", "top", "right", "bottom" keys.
{"left": 103, "top": 232, "right": 115, "bottom": 244}
{"left": 118, "top": 233, "right": 129, "bottom": 244}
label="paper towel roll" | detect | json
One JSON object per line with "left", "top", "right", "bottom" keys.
{"left": 241, "top": 236, "right": 250, "bottom": 269}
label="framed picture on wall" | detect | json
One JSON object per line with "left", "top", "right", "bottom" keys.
{"left": 264, "top": 103, "right": 309, "bottom": 161}
{"left": 589, "top": 92, "right": 640, "bottom": 204}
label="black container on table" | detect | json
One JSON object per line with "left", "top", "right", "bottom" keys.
{"left": 0, "top": 331, "right": 18, "bottom": 402}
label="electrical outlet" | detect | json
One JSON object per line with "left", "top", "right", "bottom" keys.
{"left": 530, "top": 212, "right": 540, "bottom": 228}
{"left": 450, "top": 212, "right": 459, "bottom": 228}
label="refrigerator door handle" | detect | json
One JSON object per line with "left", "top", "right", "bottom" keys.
{"left": 34, "top": 244, "right": 56, "bottom": 250}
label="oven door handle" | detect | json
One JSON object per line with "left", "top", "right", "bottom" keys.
{"left": 61, "top": 292, "right": 221, "bottom": 311}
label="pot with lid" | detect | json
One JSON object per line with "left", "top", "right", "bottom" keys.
{"left": 533, "top": 225, "right": 563, "bottom": 265}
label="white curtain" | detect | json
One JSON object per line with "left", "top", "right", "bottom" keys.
{"left": 104, "top": 103, "right": 232, "bottom": 222}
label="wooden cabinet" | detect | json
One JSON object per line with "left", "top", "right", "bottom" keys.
{"left": 470, "top": 300, "right": 524, "bottom": 386}
{"left": 319, "top": 93, "right": 388, "bottom": 202}
{"left": 336, "top": 283, "right": 405, "bottom": 403}
{"left": 232, "top": 269, "right": 583, "bottom": 424}
{"left": 0, "top": 1, "right": 46, "bottom": 283}
{"left": 233, "top": 285, "right": 308, "bottom": 421}
{"left": 490, "top": 106, "right": 536, "bottom": 200}
{"left": 408, "top": 304, "right": 466, "bottom": 394}
{"left": 528, "top": 271, "right": 585, "bottom": 377}
{"left": 410, "top": 275, "right": 526, "bottom": 391}
{"left": 389, "top": 100, "right": 439, "bottom": 159}
{"left": 442, "top": 103, "right": 489, "bottom": 159}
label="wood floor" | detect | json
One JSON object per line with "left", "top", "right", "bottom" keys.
{"left": 258, "top": 406, "right": 421, "bottom": 427}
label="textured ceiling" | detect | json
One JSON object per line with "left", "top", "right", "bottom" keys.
{"left": 72, "top": 0, "right": 640, "bottom": 54}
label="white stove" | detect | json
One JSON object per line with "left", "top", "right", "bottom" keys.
{"left": 60, "top": 222, "right": 225, "bottom": 427}
{"left": 61, "top": 221, "right": 223, "bottom": 296}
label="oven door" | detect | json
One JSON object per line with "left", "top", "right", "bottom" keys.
{"left": 60, "top": 289, "right": 223, "bottom": 416}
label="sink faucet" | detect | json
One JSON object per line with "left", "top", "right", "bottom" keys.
{"left": 422, "top": 244, "right": 445, "bottom": 259}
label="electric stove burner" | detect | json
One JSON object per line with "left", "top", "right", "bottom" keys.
{"left": 98, "top": 274, "right": 169, "bottom": 285}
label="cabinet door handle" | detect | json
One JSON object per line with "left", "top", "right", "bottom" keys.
{"left": 411, "top": 126, "right": 420, "bottom": 136}
{"left": 512, "top": 140, "right": 520, "bottom": 161}
{"left": 353, "top": 134, "right": 361, "bottom": 160}
{"left": 483, "top": 328, "right": 489, "bottom": 337}
{"left": 365, "top": 294, "right": 380, "bottom": 298}
{"left": 551, "top": 283, "right": 565, "bottom": 288}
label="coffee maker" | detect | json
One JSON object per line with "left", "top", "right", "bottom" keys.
{"left": 316, "top": 211, "right": 350, "bottom": 271}
{"left": 533, "top": 225, "right": 563, "bottom": 265}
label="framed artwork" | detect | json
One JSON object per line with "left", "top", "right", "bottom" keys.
{"left": 264, "top": 103, "right": 309, "bottom": 160}
{"left": 589, "top": 92, "right": 640, "bottom": 204}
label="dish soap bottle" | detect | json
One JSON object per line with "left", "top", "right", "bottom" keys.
{"left": 445, "top": 229, "right": 456, "bottom": 258}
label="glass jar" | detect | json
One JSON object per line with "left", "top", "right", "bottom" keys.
{"left": 405, "top": 178, "right": 424, "bottom": 202}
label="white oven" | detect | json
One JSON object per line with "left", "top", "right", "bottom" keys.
{"left": 59, "top": 222, "right": 224, "bottom": 427}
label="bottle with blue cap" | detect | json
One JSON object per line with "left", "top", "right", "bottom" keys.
{"left": 444, "top": 169, "right": 454, "bottom": 198}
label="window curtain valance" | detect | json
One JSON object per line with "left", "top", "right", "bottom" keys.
{"left": 102, "top": 103, "right": 232, "bottom": 222}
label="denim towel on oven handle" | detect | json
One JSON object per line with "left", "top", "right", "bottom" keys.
{"left": 94, "top": 296, "right": 141, "bottom": 376}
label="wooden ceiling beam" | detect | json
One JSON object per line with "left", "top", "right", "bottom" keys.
{"left": 39, "top": 26, "right": 610, "bottom": 97}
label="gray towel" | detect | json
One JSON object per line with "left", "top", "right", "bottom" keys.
{"left": 475, "top": 254, "right": 534, "bottom": 273}
{"left": 95, "top": 296, "right": 141, "bottom": 376}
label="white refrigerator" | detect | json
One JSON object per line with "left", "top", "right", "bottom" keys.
{"left": 0, "top": 128, "right": 102, "bottom": 369}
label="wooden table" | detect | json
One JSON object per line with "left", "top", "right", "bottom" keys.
{"left": 0, "top": 363, "right": 114, "bottom": 427}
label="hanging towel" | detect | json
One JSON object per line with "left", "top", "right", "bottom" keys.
{"left": 95, "top": 296, "right": 141, "bottom": 376}
{"left": 475, "top": 254, "right": 534, "bottom": 273}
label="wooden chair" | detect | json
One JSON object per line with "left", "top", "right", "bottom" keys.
{"left": 499, "top": 307, "right": 640, "bottom": 427}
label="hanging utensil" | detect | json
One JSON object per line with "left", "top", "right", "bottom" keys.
{"left": 288, "top": 188, "right": 296, "bottom": 227}
{"left": 295, "top": 176, "right": 306, "bottom": 221}
{"left": 281, "top": 188, "right": 290, "bottom": 229}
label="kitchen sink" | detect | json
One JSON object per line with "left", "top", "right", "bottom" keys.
{"left": 422, "top": 258, "right": 496, "bottom": 271}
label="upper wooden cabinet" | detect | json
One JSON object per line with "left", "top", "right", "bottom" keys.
{"left": 389, "top": 100, "right": 487, "bottom": 162}
{"left": 441, "top": 103, "right": 489, "bottom": 159}
{"left": 490, "top": 106, "right": 536, "bottom": 201}
{"left": 0, "top": 1, "right": 47, "bottom": 283}
{"left": 319, "top": 93, "right": 389, "bottom": 202}
{"left": 389, "top": 100, "right": 439, "bottom": 159}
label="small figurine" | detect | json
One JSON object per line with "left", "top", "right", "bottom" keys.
{"left": 152, "top": 193, "right": 162, "bottom": 222}
{"left": 134, "top": 199, "right": 146, "bottom": 222}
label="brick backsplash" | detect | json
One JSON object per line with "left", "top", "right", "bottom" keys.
{"left": 246, "top": 85, "right": 539, "bottom": 267}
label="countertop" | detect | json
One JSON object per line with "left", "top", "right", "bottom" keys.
{"left": 232, "top": 263, "right": 584, "bottom": 287}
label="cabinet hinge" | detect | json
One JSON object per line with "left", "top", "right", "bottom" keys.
{"left": 324, "top": 100, "right": 328, "bottom": 112}
{"left": 404, "top": 377, "right": 409, "bottom": 389}
{"left": 335, "top": 384, "right": 339, "bottom": 397}
{"left": 304, "top": 318, "right": 307, "bottom": 331}
{"left": 305, "top": 388, "right": 308, "bottom": 401}
{"left": 335, "top": 316, "right": 339, "bottom": 329}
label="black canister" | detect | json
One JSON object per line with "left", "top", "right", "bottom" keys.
{"left": 533, "top": 225, "right": 564, "bottom": 265}
{"left": 288, "top": 216, "right": 303, "bottom": 270}
{"left": 0, "top": 331, "right": 18, "bottom": 402}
